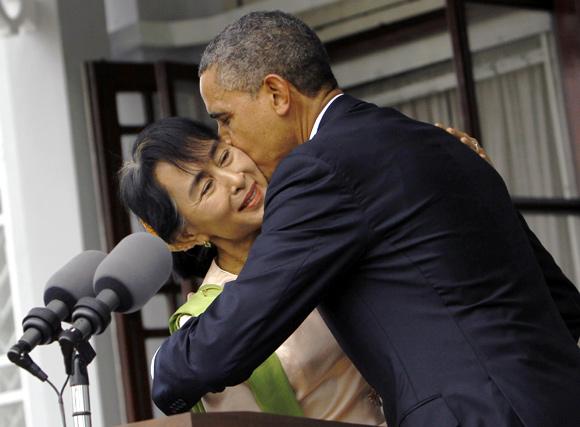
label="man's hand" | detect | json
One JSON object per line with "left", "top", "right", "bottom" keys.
{"left": 435, "top": 123, "right": 492, "bottom": 165}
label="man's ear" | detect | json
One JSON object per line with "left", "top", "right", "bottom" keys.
{"left": 262, "top": 74, "right": 291, "bottom": 116}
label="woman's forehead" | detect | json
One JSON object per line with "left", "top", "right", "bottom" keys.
{"left": 176, "top": 138, "right": 221, "bottom": 169}
{"left": 183, "top": 146, "right": 228, "bottom": 172}
{"left": 157, "top": 140, "right": 237, "bottom": 177}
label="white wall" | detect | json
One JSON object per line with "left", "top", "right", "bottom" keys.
{"left": 0, "top": 0, "right": 121, "bottom": 425}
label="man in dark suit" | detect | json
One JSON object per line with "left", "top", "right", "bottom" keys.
{"left": 152, "top": 11, "right": 580, "bottom": 426}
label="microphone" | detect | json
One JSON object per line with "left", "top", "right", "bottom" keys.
{"left": 8, "top": 250, "right": 106, "bottom": 379}
{"left": 60, "top": 232, "right": 172, "bottom": 346}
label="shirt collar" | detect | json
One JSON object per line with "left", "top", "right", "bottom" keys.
{"left": 202, "top": 258, "right": 238, "bottom": 288}
{"left": 308, "top": 93, "right": 344, "bottom": 141}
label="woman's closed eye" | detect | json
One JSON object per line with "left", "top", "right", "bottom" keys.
{"left": 200, "top": 178, "right": 214, "bottom": 198}
{"left": 218, "top": 148, "right": 231, "bottom": 166}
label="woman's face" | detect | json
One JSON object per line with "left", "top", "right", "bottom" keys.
{"left": 154, "top": 141, "right": 268, "bottom": 246}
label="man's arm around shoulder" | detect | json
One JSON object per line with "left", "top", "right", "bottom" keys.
{"left": 152, "top": 153, "right": 371, "bottom": 414}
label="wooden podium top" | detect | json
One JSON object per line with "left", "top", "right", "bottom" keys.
{"left": 118, "top": 412, "right": 370, "bottom": 427}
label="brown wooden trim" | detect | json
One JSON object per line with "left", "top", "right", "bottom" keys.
{"left": 513, "top": 197, "right": 580, "bottom": 214}
{"left": 85, "top": 61, "right": 157, "bottom": 250}
{"left": 158, "top": 283, "right": 181, "bottom": 294}
{"left": 446, "top": 0, "right": 482, "bottom": 141}
{"left": 117, "top": 411, "right": 373, "bottom": 427}
{"left": 143, "top": 328, "right": 171, "bottom": 338}
{"left": 325, "top": 10, "right": 447, "bottom": 62}
{"left": 86, "top": 60, "right": 205, "bottom": 421}
{"left": 143, "top": 91, "right": 156, "bottom": 123}
{"left": 85, "top": 62, "right": 122, "bottom": 250}
{"left": 85, "top": 61, "right": 158, "bottom": 422}
{"left": 554, "top": 0, "right": 580, "bottom": 190}
{"left": 467, "top": 0, "right": 553, "bottom": 10}
{"left": 155, "top": 62, "right": 176, "bottom": 118}
{"left": 155, "top": 61, "right": 200, "bottom": 118}
{"left": 120, "top": 125, "right": 146, "bottom": 135}
{"left": 324, "top": 1, "right": 553, "bottom": 64}
{"left": 115, "top": 313, "right": 153, "bottom": 421}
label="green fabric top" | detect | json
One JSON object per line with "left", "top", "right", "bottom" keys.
{"left": 168, "top": 283, "right": 304, "bottom": 417}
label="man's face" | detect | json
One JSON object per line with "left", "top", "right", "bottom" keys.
{"left": 200, "top": 67, "right": 294, "bottom": 179}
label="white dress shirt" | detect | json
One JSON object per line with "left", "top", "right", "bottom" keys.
{"left": 308, "top": 93, "right": 344, "bottom": 140}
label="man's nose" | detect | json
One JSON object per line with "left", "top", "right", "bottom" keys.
{"left": 217, "top": 125, "right": 229, "bottom": 140}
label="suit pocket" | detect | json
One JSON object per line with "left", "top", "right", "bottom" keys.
{"left": 399, "top": 394, "right": 459, "bottom": 427}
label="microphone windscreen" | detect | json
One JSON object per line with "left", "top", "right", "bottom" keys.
{"left": 44, "top": 250, "right": 106, "bottom": 310}
{"left": 93, "top": 232, "right": 172, "bottom": 313}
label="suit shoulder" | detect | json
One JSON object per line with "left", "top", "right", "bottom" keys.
{"left": 268, "top": 150, "right": 337, "bottom": 190}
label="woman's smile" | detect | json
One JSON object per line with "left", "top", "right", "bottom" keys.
{"left": 153, "top": 141, "right": 268, "bottom": 244}
{"left": 239, "top": 182, "right": 262, "bottom": 212}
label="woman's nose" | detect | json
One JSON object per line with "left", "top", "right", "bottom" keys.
{"left": 222, "top": 170, "right": 245, "bottom": 194}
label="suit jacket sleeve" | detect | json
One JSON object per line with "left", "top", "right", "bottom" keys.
{"left": 518, "top": 213, "right": 580, "bottom": 342}
{"left": 152, "top": 153, "right": 371, "bottom": 414}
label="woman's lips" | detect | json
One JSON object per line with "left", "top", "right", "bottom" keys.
{"left": 239, "top": 182, "right": 262, "bottom": 211}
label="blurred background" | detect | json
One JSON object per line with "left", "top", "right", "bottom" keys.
{"left": 0, "top": 0, "right": 578, "bottom": 425}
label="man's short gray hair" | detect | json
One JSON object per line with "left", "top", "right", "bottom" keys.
{"left": 199, "top": 10, "right": 337, "bottom": 96}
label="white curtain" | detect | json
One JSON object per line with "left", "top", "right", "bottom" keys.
{"left": 475, "top": 64, "right": 579, "bottom": 284}
{"left": 351, "top": 37, "right": 580, "bottom": 284}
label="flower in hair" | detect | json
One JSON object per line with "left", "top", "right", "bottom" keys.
{"left": 139, "top": 219, "right": 196, "bottom": 252}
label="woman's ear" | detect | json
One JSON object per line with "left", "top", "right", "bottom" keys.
{"left": 172, "top": 227, "right": 210, "bottom": 252}
{"left": 262, "top": 74, "right": 291, "bottom": 116}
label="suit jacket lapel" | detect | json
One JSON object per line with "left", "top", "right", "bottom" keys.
{"left": 317, "top": 94, "right": 366, "bottom": 134}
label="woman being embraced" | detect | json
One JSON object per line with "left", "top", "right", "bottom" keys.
{"left": 119, "top": 117, "right": 386, "bottom": 425}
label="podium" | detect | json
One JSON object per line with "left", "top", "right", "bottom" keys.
{"left": 117, "top": 412, "right": 370, "bottom": 427}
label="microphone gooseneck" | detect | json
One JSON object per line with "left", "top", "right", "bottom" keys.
{"left": 66, "top": 289, "right": 121, "bottom": 341}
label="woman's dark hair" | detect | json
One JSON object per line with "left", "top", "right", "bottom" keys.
{"left": 172, "top": 246, "right": 216, "bottom": 284}
{"left": 119, "top": 117, "right": 219, "bottom": 279}
{"left": 119, "top": 117, "right": 217, "bottom": 242}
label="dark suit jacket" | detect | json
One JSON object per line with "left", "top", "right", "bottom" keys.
{"left": 153, "top": 95, "right": 580, "bottom": 426}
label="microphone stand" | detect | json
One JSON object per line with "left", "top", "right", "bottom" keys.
{"left": 60, "top": 331, "right": 96, "bottom": 427}
{"left": 59, "top": 293, "right": 113, "bottom": 427}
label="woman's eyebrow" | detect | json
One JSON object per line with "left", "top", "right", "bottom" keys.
{"left": 209, "top": 139, "right": 220, "bottom": 159}
{"left": 188, "top": 170, "right": 206, "bottom": 198}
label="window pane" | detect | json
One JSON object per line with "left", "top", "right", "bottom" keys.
{"left": 120, "top": 134, "right": 137, "bottom": 164}
{"left": 335, "top": 10, "right": 580, "bottom": 291}
{"left": 173, "top": 80, "right": 216, "bottom": 130}
{"left": 0, "top": 228, "right": 16, "bottom": 355}
{"left": 116, "top": 93, "right": 147, "bottom": 126}
{"left": 0, "top": 365, "right": 21, "bottom": 393}
{"left": 116, "top": 92, "right": 161, "bottom": 125}
{"left": 361, "top": 62, "right": 463, "bottom": 130}
{"left": 142, "top": 294, "right": 172, "bottom": 330}
{"left": 522, "top": 213, "right": 580, "bottom": 286}
{"left": 0, "top": 401, "right": 25, "bottom": 427}
{"left": 466, "top": 4, "right": 577, "bottom": 199}
{"left": 340, "top": 22, "right": 461, "bottom": 129}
